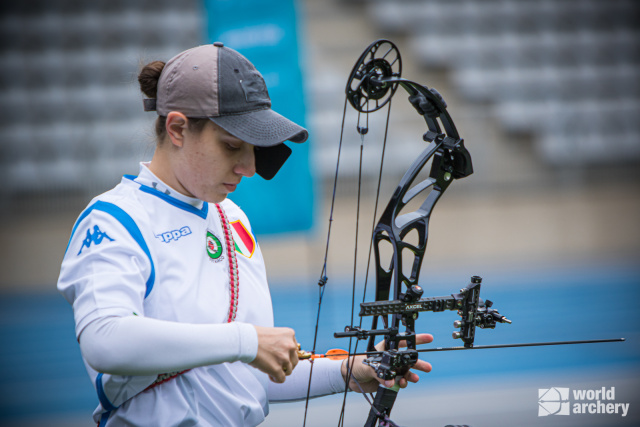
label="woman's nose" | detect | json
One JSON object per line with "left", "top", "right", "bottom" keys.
{"left": 235, "top": 146, "right": 256, "bottom": 177}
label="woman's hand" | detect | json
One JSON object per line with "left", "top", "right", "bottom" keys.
{"left": 340, "top": 333, "right": 433, "bottom": 393}
{"left": 250, "top": 325, "right": 299, "bottom": 383}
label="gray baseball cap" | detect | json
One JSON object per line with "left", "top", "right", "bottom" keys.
{"left": 144, "top": 43, "right": 308, "bottom": 180}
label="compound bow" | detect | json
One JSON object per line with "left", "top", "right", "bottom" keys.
{"left": 302, "top": 39, "right": 623, "bottom": 427}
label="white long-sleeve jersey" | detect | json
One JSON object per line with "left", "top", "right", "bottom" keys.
{"left": 58, "top": 164, "right": 345, "bottom": 426}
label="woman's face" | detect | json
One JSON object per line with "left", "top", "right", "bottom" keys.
{"left": 171, "top": 120, "right": 256, "bottom": 203}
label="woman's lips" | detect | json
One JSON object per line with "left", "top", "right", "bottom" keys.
{"left": 224, "top": 183, "right": 237, "bottom": 192}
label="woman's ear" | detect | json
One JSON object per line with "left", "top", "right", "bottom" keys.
{"left": 166, "top": 112, "right": 189, "bottom": 148}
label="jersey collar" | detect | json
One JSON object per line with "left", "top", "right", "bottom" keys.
{"left": 124, "top": 164, "right": 209, "bottom": 219}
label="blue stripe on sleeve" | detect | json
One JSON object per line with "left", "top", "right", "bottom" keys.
{"left": 96, "top": 373, "right": 117, "bottom": 412}
{"left": 65, "top": 200, "right": 156, "bottom": 298}
{"left": 98, "top": 410, "right": 112, "bottom": 426}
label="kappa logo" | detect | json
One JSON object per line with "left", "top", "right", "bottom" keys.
{"left": 206, "top": 230, "right": 224, "bottom": 262}
{"left": 78, "top": 225, "right": 114, "bottom": 255}
{"left": 156, "top": 226, "right": 192, "bottom": 243}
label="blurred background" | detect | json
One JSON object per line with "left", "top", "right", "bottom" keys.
{"left": 1, "top": 0, "right": 639, "bottom": 426}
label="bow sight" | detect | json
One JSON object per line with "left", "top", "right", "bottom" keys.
{"left": 335, "top": 276, "right": 512, "bottom": 381}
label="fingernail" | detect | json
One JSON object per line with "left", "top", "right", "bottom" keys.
{"left": 385, "top": 380, "right": 394, "bottom": 387}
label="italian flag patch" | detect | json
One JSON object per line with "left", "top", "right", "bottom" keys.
{"left": 231, "top": 220, "right": 256, "bottom": 258}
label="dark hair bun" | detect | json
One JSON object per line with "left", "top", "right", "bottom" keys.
{"left": 138, "top": 61, "right": 166, "bottom": 98}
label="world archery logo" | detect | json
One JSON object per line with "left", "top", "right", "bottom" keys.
{"left": 77, "top": 225, "right": 114, "bottom": 255}
{"left": 539, "top": 387, "right": 571, "bottom": 416}
{"left": 206, "top": 230, "right": 224, "bottom": 261}
{"left": 538, "top": 386, "right": 629, "bottom": 417}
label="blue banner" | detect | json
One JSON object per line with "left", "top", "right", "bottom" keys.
{"left": 203, "top": 0, "right": 313, "bottom": 235}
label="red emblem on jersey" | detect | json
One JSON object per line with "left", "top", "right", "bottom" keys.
{"left": 230, "top": 220, "right": 256, "bottom": 258}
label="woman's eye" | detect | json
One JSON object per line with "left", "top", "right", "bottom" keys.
{"left": 226, "top": 143, "right": 241, "bottom": 151}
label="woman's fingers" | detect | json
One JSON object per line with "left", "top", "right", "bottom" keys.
{"left": 344, "top": 331, "right": 435, "bottom": 393}
{"left": 289, "top": 340, "right": 299, "bottom": 371}
{"left": 415, "top": 333, "right": 434, "bottom": 345}
{"left": 412, "top": 359, "right": 432, "bottom": 373}
{"left": 397, "top": 333, "right": 434, "bottom": 348}
{"left": 374, "top": 333, "right": 435, "bottom": 351}
{"left": 250, "top": 325, "right": 300, "bottom": 383}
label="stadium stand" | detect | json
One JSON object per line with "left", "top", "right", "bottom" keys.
{"left": 1, "top": 0, "right": 638, "bottom": 203}
{"left": 366, "top": 0, "right": 640, "bottom": 165}
{"left": 0, "top": 1, "right": 204, "bottom": 200}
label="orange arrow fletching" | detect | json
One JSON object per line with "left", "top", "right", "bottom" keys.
{"left": 323, "top": 349, "right": 349, "bottom": 360}
{"left": 297, "top": 348, "right": 349, "bottom": 360}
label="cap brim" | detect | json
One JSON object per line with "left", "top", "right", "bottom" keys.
{"left": 209, "top": 108, "right": 308, "bottom": 147}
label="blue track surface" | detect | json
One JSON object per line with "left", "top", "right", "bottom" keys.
{"left": 1, "top": 264, "right": 638, "bottom": 422}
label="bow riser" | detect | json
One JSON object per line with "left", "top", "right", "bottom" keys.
{"left": 366, "top": 142, "right": 442, "bottom": 355}
{"left": 368, "top": 132, "right": 469, "bottom": 352}
{"left": 361, "top": 100, "right": 470, "bottom": 427}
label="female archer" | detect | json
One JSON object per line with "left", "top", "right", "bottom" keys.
{"left": 57, "top": 43, "right": 432, "bottom": 426}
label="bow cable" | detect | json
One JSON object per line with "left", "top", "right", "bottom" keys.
{"left": 342, "top": 99, "right": 394, "bottom": 426}
{"left": 302, "top": 69, "right": 396, "bottom": 425}
{"left": 337, "top": 109, "right": 368, "bottom": 427}
{"left": 302, "top": 97, "right": 349, "bottom": 426}
{"left": 338, "top": 98, "right": 395, "bottom": 426}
